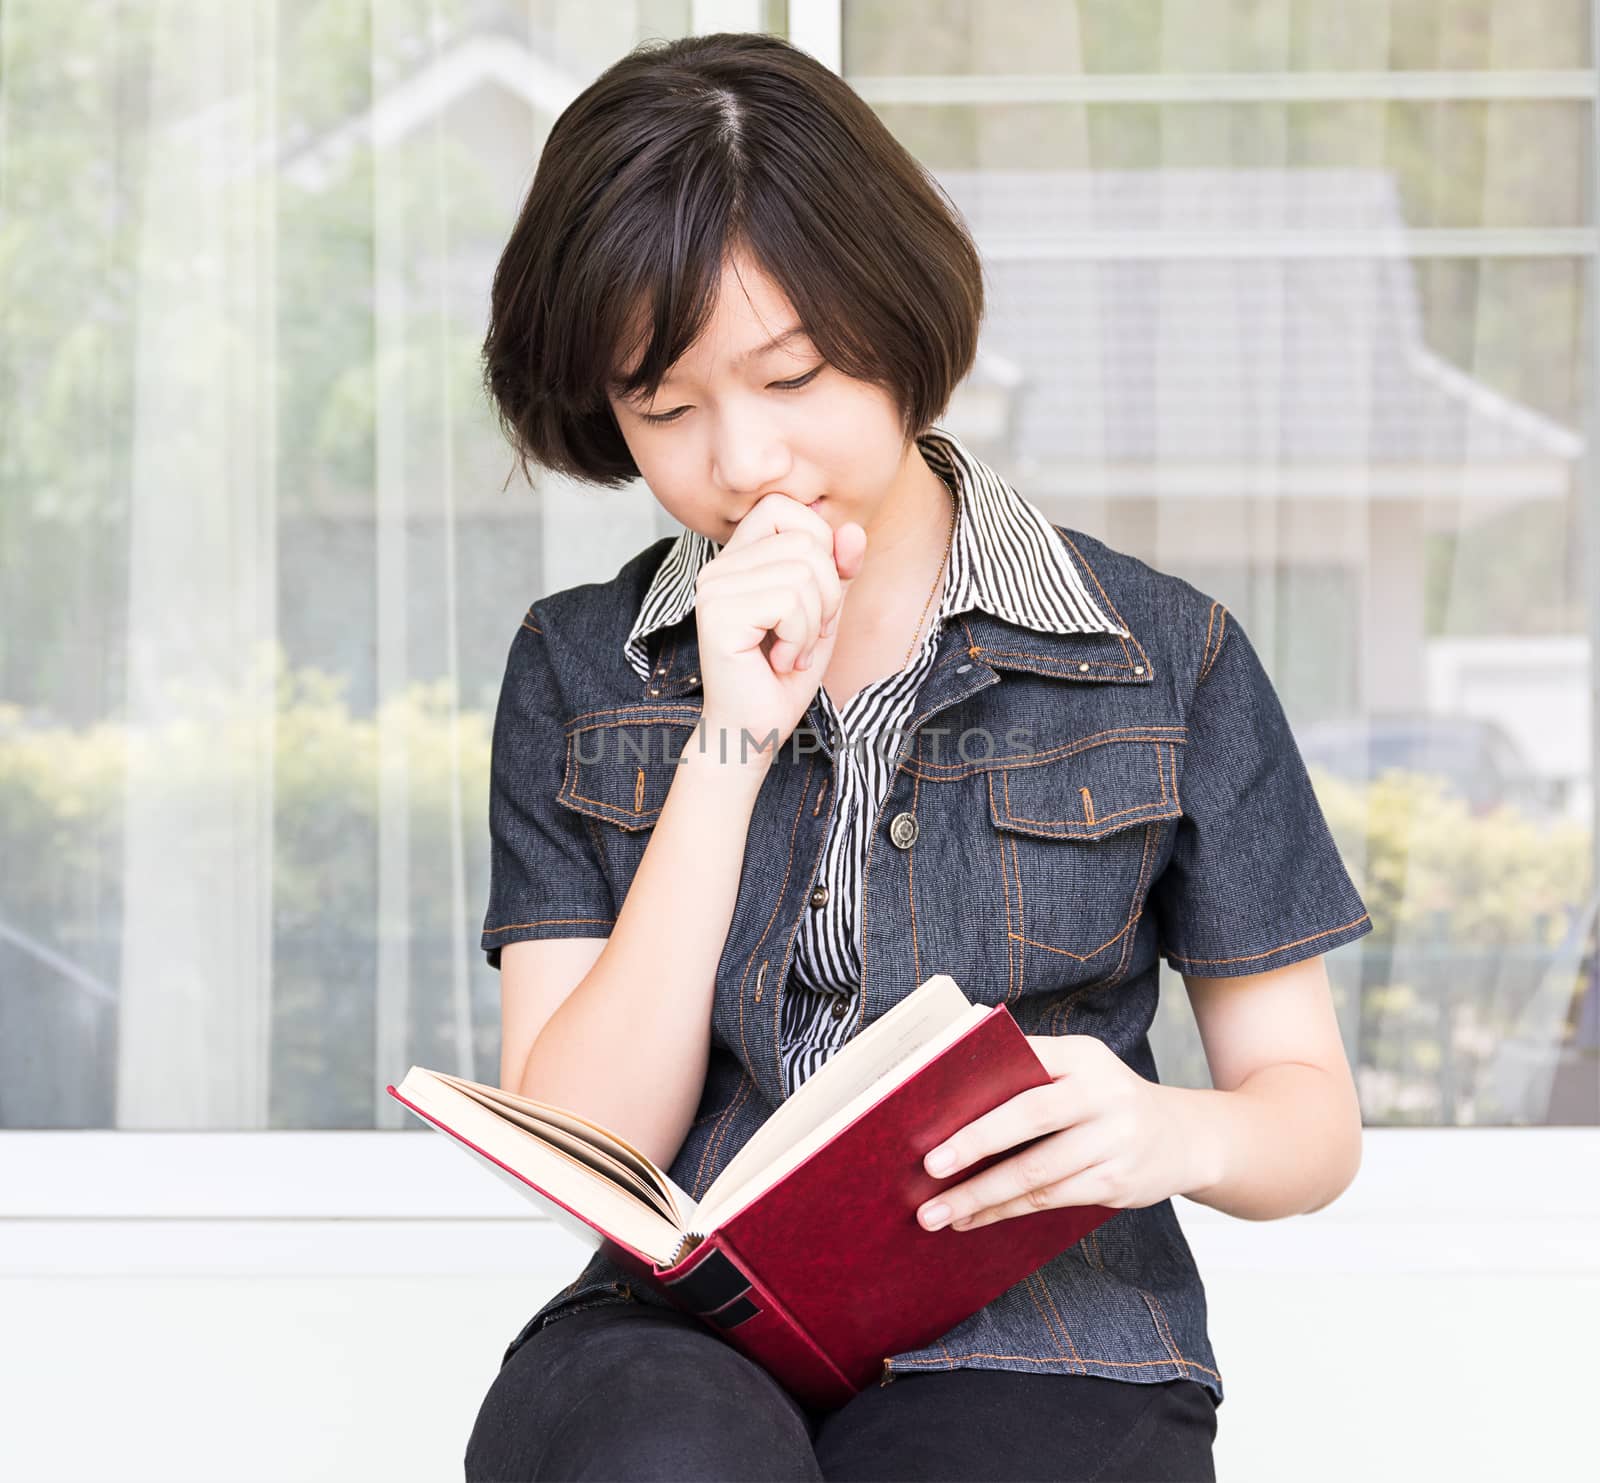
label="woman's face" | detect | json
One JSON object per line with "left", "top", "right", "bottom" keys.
{"left": 605, "top": 249, "right": 911, "bottom": 547}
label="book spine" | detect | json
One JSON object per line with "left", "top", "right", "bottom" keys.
{"left": 635, "top": 1233, "right": 857, "bottom": 1410}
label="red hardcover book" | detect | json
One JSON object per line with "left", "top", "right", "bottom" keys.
{"left": 388, "top": 974, "right": 1117, "bottom": 1410}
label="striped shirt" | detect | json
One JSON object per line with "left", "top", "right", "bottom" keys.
{"left": 623, "top": 424, "right": 1131, "bottom": 1096}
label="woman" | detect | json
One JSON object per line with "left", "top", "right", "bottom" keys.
{"left": 467, "top": 31, "right": 1371, "bottom": 1483}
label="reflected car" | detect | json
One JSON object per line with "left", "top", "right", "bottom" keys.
{"left": 1294, "top": 712, "right": 1562, "bottom": 818}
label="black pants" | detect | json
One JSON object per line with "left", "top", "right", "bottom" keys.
{"left": 465, "top": 1302, "right": 1218, "bottom": 1482}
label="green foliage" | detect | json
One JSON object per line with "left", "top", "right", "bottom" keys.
{"left": 0, "top": 644, "right": 492, "bottom": 937}
{"left": 1312, "top": 763, "right": 1592, "bottom": 948}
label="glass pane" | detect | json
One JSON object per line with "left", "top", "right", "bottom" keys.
{"left": 846, "top": 0, "right": 1593, "bottom": 74}
{"left": 0, "top": 0, "right": 707, "bottom": 1129}
{"left": 842, "top": 0, "right": 1599, "bottom": 1127}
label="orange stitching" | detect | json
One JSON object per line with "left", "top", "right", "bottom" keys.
{"left": 886, "top": 1352, "right": 1221, "bottom": 1379}
{"left": 908, "top": 773, "right": 921, "bottom": 989}
{"left": 1080, "top": 786, "right": 1094, "bottom": 824}
{"left": 771, "top": 820, "right": 836, "bottom": 1085}
{"left": 997, "top": 795, "right": 1016, "bottom": 1002}
{"left": 633, "top": 767, "right": 645, "bottom": 813}
{"left": 520, "top": 620, "right": 541, "bottom": 634}
{"left": 1053, "top": 964, "right": 1115, "bottom": 1034}
{"left": 561, "top": 738, "right": 657, "bottom": 823}
{"left": 996, "top": 740, "right": 1174, "bottom": 830}
{"left": 998, "top": 783, "right": 1177, "bottom": 831}
{"left": 1011, "top": 926, "right": 1130, "bottom": 962}
{"left": 999, "top": 791, "right": 1167, "bottom": 979}
{"left": 1014, "top": 820, "right": 1155, "bottom": 973}
{"left": 1008, "top": 830, "right": 1024, "bottom": 1003}
{"left": 1023, "top": 1272, "right": 1062, "bottom": 1357}
{"left": 1055, "top": 528, "right": 1149, "bottom": 675}
{"left": 1199, "top": 603, "right": 1229, "bottom": 684}
{"left": 772, "top": 816, "right": 837, "bottom": 1080}
{"left": 903, "top": 726, "right": 1188, "bottom": 782}
{"left": 484, "top": 917, "right": 613, "bottom": 934}
{"left": 564, "top": 705, "right": 702, "bottom": 729}
{"left": 1035, "top": 1271, "right": 1085, "bottom": 1371}
{"left": 695, "top": 1074, "right": 755, "bottom": 1199}
{"left": 688, "top": 1068, "right": 752, "bottom": 1130}
{"left": 1204, "top": 609, "right": 1227, "bottom": 681}
{"left": 1024, "top": 1273, "right": 1083, "bottom": 1371}
{"left": 1107, "top": 819, "right": 1160, "bottom": 987}
{"left": 1140, "top": 1289, "right": 1191, "bottom": 1373}
{"left": 1166, "top": 913, "right": 1372, "bottom": 967}
{"left": 737, "top": 758, "right": 816, "bottom": 1077}
{"left": 854, "top": 724, "right": 928, "bottom": 1036}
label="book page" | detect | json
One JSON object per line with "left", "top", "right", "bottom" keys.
{"left": 696, "top": 974, "right": 979, "bottom": 1225}
{"left": 693, "top": 1004, "right": 983, "bottom": 1231}
{"left": 436, "top": 1077, "right": 677, "bottom": 1222}
{"left": 430, "top": 1074, "right": 701, "bottom": 1228}
{"left": 395, "top": 1069, "right": 686, "bottom": 1265}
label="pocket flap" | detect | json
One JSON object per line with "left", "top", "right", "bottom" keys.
{"left": 557, "top": 716, "right": 699, "bottom": 831}
{"left": 988, "top": 732, "right": 1185, "bottom": 841}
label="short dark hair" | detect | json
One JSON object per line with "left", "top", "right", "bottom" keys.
{"left": 481, "top": 31, "right": 985, "bottom": 490}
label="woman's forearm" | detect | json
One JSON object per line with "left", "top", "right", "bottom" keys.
{"left": 517, "top": 737, "right": 770, "bottom": 1171}
{"left": 1166, "top": 1062, "right": 1364, "bottom": 1221}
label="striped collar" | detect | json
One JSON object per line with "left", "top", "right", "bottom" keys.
{"left": 623, "top": 424, "right": 1128, "bottom": 684}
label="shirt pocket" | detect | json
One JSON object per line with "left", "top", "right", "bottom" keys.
{"left": 554, "top": 713, "right": 702, "bottom": 887}
{"left": 986, "top": 729, "right": 1185, "bottom": 990}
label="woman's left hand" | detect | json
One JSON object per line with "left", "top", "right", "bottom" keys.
{"left": 915, "top": 1034, "right": 1204, "bottom": 1232}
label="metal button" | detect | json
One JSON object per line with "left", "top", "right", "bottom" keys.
{"left": 648, "top": 686, "right": 661, "bottom": 696}
{"left": 687, "top": 673, "right": 698, "bottom": 684}
{"left": 830, "top": 998, "right": 848, "bottom": 1019}
{"left": 1078, "top": 662, "right": 1090, "bottom": 672}
{"left": 1134, "top": 665, "right": 1145, "bottom": 674}
{"left": 810, "top": 885, "right": 829, "bottom": 908}
{"left": 889, "top": 812, "right": 918, "bottom": 849}
{"left": 955, "top": 663, "right": 971, "bottom": 674}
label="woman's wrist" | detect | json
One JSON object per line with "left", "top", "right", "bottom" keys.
{"left": 684, "top": 713, "right": 782, "bottom": 774}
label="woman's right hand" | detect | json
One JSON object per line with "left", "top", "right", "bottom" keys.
{"left": 691, "top": 493, "right": 867, "bottom": 768}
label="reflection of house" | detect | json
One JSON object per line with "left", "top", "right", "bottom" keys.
{"left": 938, "top": 168, "right": 1584, "bottom": 721}
{"left": 276, "top": 41, "right": 1584, "bottom": 733}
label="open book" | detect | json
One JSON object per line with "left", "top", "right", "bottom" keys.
{"left": 388, "top": 974, "right": 1117, "bottom": 1408}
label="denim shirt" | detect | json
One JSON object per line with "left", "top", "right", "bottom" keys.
{"left": 481, "top": 522, "right": 1375, "bottom": 1408}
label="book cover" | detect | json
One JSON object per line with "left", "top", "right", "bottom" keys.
{"left": 388, "top": 997, "right": 1117, "bottom": 1408}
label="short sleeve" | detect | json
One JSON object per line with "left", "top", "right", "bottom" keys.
{"left": 1149, "top": 608, "right": 1374, "bottom": 978}
{"left": 480, "top": 608, "right": 616, "bottom": 969}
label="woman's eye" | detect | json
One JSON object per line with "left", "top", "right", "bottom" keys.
{"left": 639, "top": 365, "right": 823, "bottom": 426}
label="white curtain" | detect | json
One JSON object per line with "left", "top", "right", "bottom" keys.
{"left": 0, "top": 0, "right": 1591, "bottom": 1133}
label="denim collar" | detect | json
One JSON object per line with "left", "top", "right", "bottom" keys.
{"left": 626, "top": 426, "right": 1134, "bottom": 689}
{"left": 639, "top": 526, "right": 1155, "bottom": 703}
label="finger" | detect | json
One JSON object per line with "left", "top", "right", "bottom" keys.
{"left": 921, "top": 1083, "right": 1064, "bottom": 1179}
{"left": 950, "top": 1166, "right": 1109, "bottom": 1231}
{"left": 719, "top": 491, "right": 833, "bottom": 555}
{"left": 701, "top": 581, "right": 818, "bottom": 672}
{"left": 917, "top": 1133, "right": 1063, "bottom": 1230}
{"left": 700, "top": 534, "right": 842, "bottom": 629}
{"left": 702, "top": 566, "right": 823, "bottom": 671}
{"left": 763, "top": 580, "right": 822, "bottom": 673}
